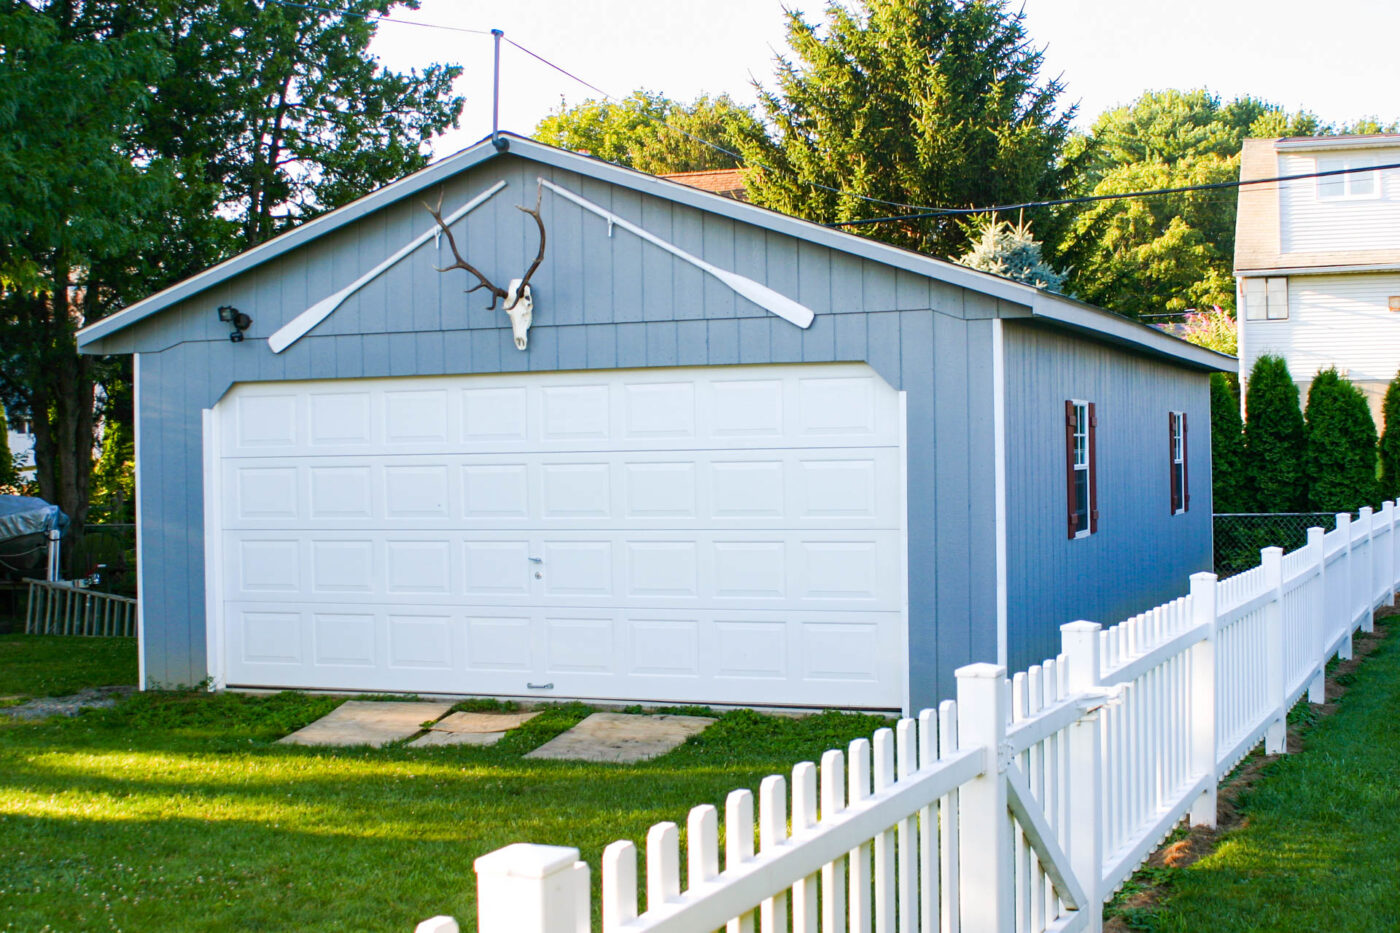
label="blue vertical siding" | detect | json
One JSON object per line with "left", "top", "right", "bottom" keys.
{"left": 1000, "top": 321, "right": 1214, "bottom": 673}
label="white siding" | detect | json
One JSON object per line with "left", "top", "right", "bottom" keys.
{"left": 1241, "top": 273, "right": 1400, "bottom": 384}
{"left": 1279, "top": 152, "right": 1400, "bottom": 254}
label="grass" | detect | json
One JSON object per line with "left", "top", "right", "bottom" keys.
{"left": 0, "top": 634, "right": 137, "bottom": 699}
{"left": 1121, "top": 620, "right": 1400, "bottom": 932}
{"left": 0, "top": 636, "right": 893, "bottom": 932}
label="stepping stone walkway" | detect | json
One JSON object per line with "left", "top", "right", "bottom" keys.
{"left": 525, "top": 711, "right": 714, "bottom": 763}
{"left": 409, "top": 710, "right": 541, "bottom": 747}
{"left": 279, "top": 699, "right": 453, "bottom": 748}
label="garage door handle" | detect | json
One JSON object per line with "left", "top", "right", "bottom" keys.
{"left": 528, "top": 557, "right": 542, "bottom": 563}
{"left": 527, "top": 682, "right": 554, "bottom": 690}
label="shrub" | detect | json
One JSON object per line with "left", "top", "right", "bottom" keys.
{"left": 1243, "top": 354, "right": 1307, "bottom": 511}
{"left": 1303, "top": 367, "right": 1378, "bottom": 512}
{"left": 955, "top": 217, "right": 1067, "bottom": 292}
{"left": 1210, "top": 373, "right": 1246, "bottom": 512}
{"left": 1379, "top": 369, "right": 1400, "bottom": 501}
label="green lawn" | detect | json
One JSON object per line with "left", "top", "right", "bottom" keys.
{"left": 0, "top": 634, "right": 138, "bottom": 699}
{"left": 1133, "top": 620, "right": 1400, "bottom": 932}
{"left": 0, "top": 636, "right": 892, "bottom": 931}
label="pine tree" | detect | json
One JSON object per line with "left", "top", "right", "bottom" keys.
{"left": 955, "top": 218, "right": 1066, "bottom": 291}
{"left": 1304, "top": 368, "right": 1379, "bottom": 512}
{"left": 1243, "top": 354, "right": 1307, "bottom": 511}
{"left": 1209, "top": 374, "right": 1245, "bottom": 512}
{"left": 1379, "top": 370, "right": 1400, "bottom": 502}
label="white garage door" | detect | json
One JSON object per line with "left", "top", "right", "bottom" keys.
{"left": 207, "top": 363, "right": 907, "bottom": 708}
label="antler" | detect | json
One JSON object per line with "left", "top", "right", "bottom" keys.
{"left": 424, "top": 194, "right": 509, "bottom": 309}
{"left": 513, "top": 184, "right": 547, "bottom": 298}
{"left": 424, "top": 185, "right": 547, "bottom": 310}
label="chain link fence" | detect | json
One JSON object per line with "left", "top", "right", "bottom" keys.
{"left": 1214, "top": 512, "right": 1341, "bottom": 577}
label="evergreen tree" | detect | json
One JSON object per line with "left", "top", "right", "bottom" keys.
{"left": 1379, "top": 370, "right": 1400, "bottom": 502}
{"left": 1210, "top": 373, "right": 1246, "bottom": 512}
{"left": 738, "top": 0, "right": 1076, "bottom": 259}
{"left": 955, "top": 218, "right": 1066, "bottom": 291}
{"left": 1243, "top": 354, "right": 1307, "bottom": 511}
{"left": 1304, "top": 368, "right": 1379, "bottom": 512}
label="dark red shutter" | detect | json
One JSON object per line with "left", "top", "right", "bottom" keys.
{"left": 1169, "top": 412, "right": 1180, "bottom": 514}
{"left": 1065, "top": 400, "right": 1077, "bottom": 539}
{"left": 1088, "top": 403, "right": 1099, "bottom": 533}
{"left": 1182, "top": 411, "right": 1190, "bottom": 511}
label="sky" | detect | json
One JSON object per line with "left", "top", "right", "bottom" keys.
{"left": 367, "top": 0, "right": 1400, "bottom": 159}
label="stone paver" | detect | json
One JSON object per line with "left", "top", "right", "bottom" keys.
{"left": 525, "top": 711, "right": 714, "bottom": 763}
{"left": 407, "top": 710, "right": 540, "bottom": 748}
{"left": 279, "top": 699, "right": 453, "bottom": 747}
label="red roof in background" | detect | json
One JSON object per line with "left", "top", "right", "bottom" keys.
{"left": 660, "top": 169, "right": 748, "bottom": 200}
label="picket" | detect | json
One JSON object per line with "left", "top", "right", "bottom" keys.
{"left": 457, "top": 502, "right": 1399, "bottom": 933}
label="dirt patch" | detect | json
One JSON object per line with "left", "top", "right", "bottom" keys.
{"left": 1104, "top": 608, "right": 1393, "bottom": 931}
{"left": 1, "top": 685, "right": 137, "bottom": 720}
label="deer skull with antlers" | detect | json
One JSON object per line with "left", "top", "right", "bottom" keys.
{"left": 426, "top": 185, "right": 546, "bottom": 350}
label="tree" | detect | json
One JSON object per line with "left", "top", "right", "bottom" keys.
{"left": 1175, "top": 306, "right": 1237, "bottom": 358}
{"left": 1057, "top": 90, "right": 1320, "bottom": 319}
{"left": 0, "top": 0, "right": 464, "bottom": 531}
{"left": 1243, "top": 354, "right": 1307, "bottom": 512}
{"left": 1210, "top": 373, "right": 1246, "bottom": 513}
{"left": 955, "top": 217, "right": 1065, "bottom": 291}
{"left": 1379, "top": 370, "right": 1400, "bottom": 502}
{"left": 1304, "top": 368, "right": 1378, "bottom": 512}
{"left": 738, "top": 0, "right": 1076, "bottom": 258}
{"left": 534, "top": 91, "right": 767, "bottom": 175}
{"left": 0, "top": 402, "right": 15, "bottom": 489}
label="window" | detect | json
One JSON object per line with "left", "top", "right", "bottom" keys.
{"left": 1243, "top": 277, "right": 1289, "bottom": 321}
{"left": 1064, "top": 400, "right": 1097, "bottom": 538}
{"left": 1169, "top": 411, "right": 1189, "bottom": 515}
{"left": 1317, "top": 155, "right": 1380, "bottom": 200}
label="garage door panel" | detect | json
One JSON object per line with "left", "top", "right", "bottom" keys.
{"left": 215, "top": 364, "right": 908, "bottom": 708}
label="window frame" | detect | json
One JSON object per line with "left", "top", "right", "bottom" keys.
{"left": 1065, "top": 399, "right": 1098, "bottom": 539}
{"left": 1316, "top": 154, "right": 1382, "bottom": 201}
{"left": 1169, "top": 410, "right": 1189, "bottom": 516}
{"left": 1243, "top": 277, "right": 1289, "bottom": 321}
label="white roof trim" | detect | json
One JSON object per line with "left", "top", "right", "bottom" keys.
{"left": 1274, "top": 135, "right": 1400, "bottom": 153}
{"left": 77, "top": 133, "right": 1225, "bottom": 371}
{"left": 1237, "top": 262, "right": 1400, "bottom": 277}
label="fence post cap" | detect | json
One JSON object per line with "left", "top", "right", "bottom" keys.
{"left": 1189, "top": 570, "right": 1218, "bottom": 585}
{"left": 954, "top": 661, "right": 1006, "bottom": 680}
{"left": 474, "top": 843, "right": 580, "bottom": 879}
{"left": 1060, "top": 619, "right": 1102, "bottom": 634}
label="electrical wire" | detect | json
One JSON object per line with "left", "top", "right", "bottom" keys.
{"left": 826, "top": 161, "right": 1400, "bottom": 227}
{"left": 263, "top": 0, "right": 493, "bottom": 36}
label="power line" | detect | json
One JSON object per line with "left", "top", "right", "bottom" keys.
{"left": 827, "top": 161, "right": 1400, "bottom": 227}
{"left": 263, "top": 0, "right": 492, "bottom": 36}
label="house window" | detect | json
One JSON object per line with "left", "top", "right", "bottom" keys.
{"left": 1064, "top": 399, "right": 1097, "bottom": 539}
{"left": 1169, "top": 411, "right": 1189, "bottom": 515}
{"left": 1317, "top": 155, "right": 1380, "bottom": 200}
{"left": 1243, "top": 277, "right": 1288, "bottom": 321}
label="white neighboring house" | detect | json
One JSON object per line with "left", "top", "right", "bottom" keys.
{"left": 1235, "top": 133, "right": 1400, "bottom": 426}
{"left": 5, "top": 415, "right": 35, "bottom": 479}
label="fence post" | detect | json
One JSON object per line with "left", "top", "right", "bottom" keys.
{"left": 1261, "top": 547, "right": 1288, "bottom": 756}
{"left": 1392, "top": 500, "right": 1400, "bottom": 597}
{"left": 474, "top": 843, "right": 590, "bottom": 933}
{"left": 1186, "top": 573, "right": 1218, "bottom": 827}
{"left": 1062, "top": 621, "right": 1104, "bottom": 933}
{"left": 1359, "top": 506, "right": 1375, "bottom": 633}
{"left": 1306, "top": 527, "right": 1327, "bottom": 705}
{"left": 956, "top": 662, "right": 1012, "bottom": 933}
{"left": 1335, "top": 512, "right": 1353, "bottom": 661}
{"left": 1383, "top": 501, "right": 1397, "bottom": 607}
{"left": 46, "top": 529, "right": 61, "bottom": 582}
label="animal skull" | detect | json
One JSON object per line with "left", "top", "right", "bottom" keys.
{"left": 504, "top": 279, "right": 533, "bottom": 350}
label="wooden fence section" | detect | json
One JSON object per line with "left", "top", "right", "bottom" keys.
{"left": 25, "top": 579, "right": 137, "bottom": 637}
{"left": 420, "top": 502, "right": 1400, "bottom": 933}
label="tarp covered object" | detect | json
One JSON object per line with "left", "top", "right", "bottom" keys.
{"left": 0, "top": 495, "right": 69, "bottom": 544}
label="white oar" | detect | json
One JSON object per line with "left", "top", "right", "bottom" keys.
{"left": 538, "top": 177, "right": 815, "bottom": 329}
{"left": 268, "top": 180, "right": 509, "bottom": 353}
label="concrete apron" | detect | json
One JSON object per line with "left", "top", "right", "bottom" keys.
{"left": 525, "top": 712, "right": 714, "bottom": 763}
{"left": 409, "top": 710, "right": 541, "bottom": 747}
{"left": 279, "top": 700, "right": 454, "bottom": 747}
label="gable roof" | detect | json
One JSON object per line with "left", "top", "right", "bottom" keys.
{"left": 76, "top": 133, "right": 1230, "bottom": 371}
{"left": 659, "top": 168, "right": 748, "bottom": 199}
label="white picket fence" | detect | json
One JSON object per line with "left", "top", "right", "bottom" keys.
{"left": 418, "top": 503, "right": 1400, "bottom": 933}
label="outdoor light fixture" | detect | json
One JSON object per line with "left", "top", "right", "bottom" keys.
{"left": 217, "top": 305, "right": 253, "bottom": 342}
